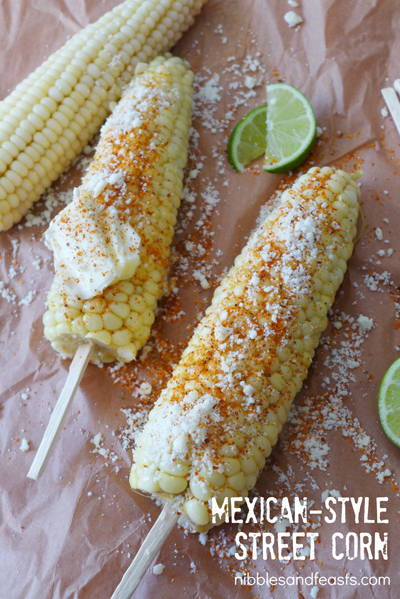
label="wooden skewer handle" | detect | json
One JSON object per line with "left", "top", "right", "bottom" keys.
{"left": 381, "top": 86, "right": 400, "bottom": 137}
{"left": 27, "top": 342, "right": 93, "bottom": 480}
{"left": 111, "top": 503, "right": 179, "bottom": 599}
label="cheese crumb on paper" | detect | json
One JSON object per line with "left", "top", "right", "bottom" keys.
{"left": 284, "top": 11, "right": 303, "bottom": 27}
{"left": 19, "top": 439, "right": 29, "bottom": 452}
{"left": 153, "top": 563, "right": 165, "bottom": 575}
{"left": 357, "top": 314, "right": 374, "bottom": 331}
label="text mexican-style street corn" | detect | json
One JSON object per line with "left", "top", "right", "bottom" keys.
{"left": 43, "top": 55, "right": 193, "bottom": 363}
{"left": 0, "top": 0, "right": 206, "bottom": 231}
{"left": 130, "top": 166, "right": 361, "bottom": 532}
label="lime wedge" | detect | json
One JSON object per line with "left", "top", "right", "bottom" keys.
{"left": 379, "top": 358, "right": 400, "bottom": 447}
{"left": 227, "top": 105, "right": 267, "bottom": 172}
{"left": 264, "top": 83, "right": 316, "bottom": 174}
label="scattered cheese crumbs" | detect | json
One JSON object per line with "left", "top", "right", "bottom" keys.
{"left": 153, "top": 563, "right": 165, "bottom": 575}
{"left": 357, "top": 314, "right": 374, "bottom": 331}
{"left": 19, "top": 290, "right": 36, "bottom": 306}
{"left": 87, "top": 492, "right": 93, "bottom": 496}
{"left": 199, "top": 533, "right": 208, "bottom": 545}
{"left": 284, "top": 11, "right": 303, "bottom": 27}
{"left": 388, "top": 248, "right": 393, "bottom": 256}
{"left": 288, "top": 0, "right": 299, "bottom": 5}
{"left": 90, "top": 433, "right": 109, "bottom": 458}
{"left": 377, "top": 249, "right": 385, "bottom": 257}
{"left": 190, "top": 561, "right": 197, "bottom": 573}
{"left": 316, "top": 126, "right": 322, "bottom": 137}
{"left": 139, "top": 382, "right": 152, "bottom": 396}
{"left": 375, "top": 227, "right": 383, "bottom": 241}
{"left": 19, "top": 439, "right": 29, "bottom": 452}
{"left": 274, "top": 517, "right": 291, "bottom": 533}
{"left": 381, "top": 107, "right": 388, "bottom": 118}
{"left": 193, "top": 269, "right": 210, "bottom": 289}
{"left": 244, "top": 76, "right": 257, "bottom": 89}
{"left": 0, "top": 281, "right": 16, "bottom": 303}
{"left": 377, "top": 468, "right": 392, "bottom": 483}
{"left": 310, "top": 586, "right": 319, "bottom": 598}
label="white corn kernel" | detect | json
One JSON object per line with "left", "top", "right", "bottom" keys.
{"left": 158, "top": 472, "right": 187, "bottom": 494}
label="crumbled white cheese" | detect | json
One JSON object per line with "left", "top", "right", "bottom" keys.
{"left": 20, "top": 438, "right": 29, "bottom": 452}
{"left": 0, "top": 281, "right": 16, "bottom": 303}
{"left": 284, "top": 11, "right": 303, "bottom": 27}
{"left": 357, "top": 315, "right": 374, "bottom": 331}
{"left": 244, "top": 76, "right": 257, "bottom": 89}
{"left": 274, "top": 518, "right": 291, "bottom": 533}
{"left": 193, "top": 270, "right": 210, "bottom": 289}
{"left": 199, "top": 533, "right": 208, "bottom": 545}
{"left": 139, "top": 382, "right": 152, "bottom": 396}
{"left": 311, "top": 586, "right": 319, "bottom": 598}
{"left": 19, "top": 290, "right": 36, "bottom": 306}
{"left": 190, "top": 561, "right": 197, "bottom": 573}
{"left": 288, "top": 0, "right": 299, "bottom": 5}
{"left": 381, "top": 107, "right": 388, "bottom": 118}
{"left": 90, "top": 433, "right": 109, "bottom": 458}
{"left": 377, "top": 468, "right": 392, "bottom": 483}
{"left": 153, "top": 563, "right": 165, "bottom": 575}
{"left": 375, "top": 227, "right": 383, "bottom": 241}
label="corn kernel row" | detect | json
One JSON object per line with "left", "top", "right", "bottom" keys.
{"left": 130, "top": 166, "right": 361, "bottom": 532}
{"left": 0, "top": 0, "right": 206, "bottom": 231}
{"left": 43, "top": 55, "right": 194, "bottom": 363}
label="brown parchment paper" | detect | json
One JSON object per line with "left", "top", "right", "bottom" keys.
{"left": 1, "top": 1, "right": 400, "bottom": 598}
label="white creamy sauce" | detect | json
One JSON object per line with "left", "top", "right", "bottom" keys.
{"left": 45, "top": 191, "right": 141, "bottom": 299}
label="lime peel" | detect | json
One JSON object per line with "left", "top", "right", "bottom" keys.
{"left": 264, "top": 82, "right": 317, "bottom": 174}
{"left": 227, "top": 105, "right": 267, "bottom": 172}
{"left": 379, "top": 357, "right": 400, "bottom": 448}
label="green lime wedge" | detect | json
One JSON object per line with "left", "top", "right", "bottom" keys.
{"left": 379, "top": 357, "right": 400, "bottom": 447}
{"left": 264, "top": 82, "right": 316, "bottom": 174}
{"left": 227, "top": 105, "right": 268, "bottom": 172}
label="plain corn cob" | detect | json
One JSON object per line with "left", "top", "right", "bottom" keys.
{"left": 0, "top": 0, "right": 206, "bottom": 232}
{"left": 43, "top": 55, "right": 193, "bottom": 364}
{"left": 130, "top": 166, "right": 361, "bottom": 532}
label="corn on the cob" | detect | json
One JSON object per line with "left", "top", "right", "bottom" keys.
{"left": 0, "top": 0, "right": 206, "bottom": 232}
{"left": 129, "top": 166, "right": 361, "bottom": 532}
{"left": 43, "top": 55, "right": 193, "bottom": 364}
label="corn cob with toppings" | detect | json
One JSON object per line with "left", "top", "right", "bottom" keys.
{"left": 0, "top": 0, "right": 206, "bottom": 232}
{"left": 129, "top": 166, "right": 361, "bottom": 532}
{"left": 43, "top": 55, "right": 193, "bottom": 364}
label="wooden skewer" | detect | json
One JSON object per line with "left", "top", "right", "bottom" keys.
{"left": 381, "top": 86, "right": 400, "bottom": 137}
{"left": 27, "top": 342, "right": 93, "bottom": 480}
{"left": 111, "top": 503, "right": 179, "bottom": 599}
{"left": 393, "top": 79, "right": 400, "bottom": 98}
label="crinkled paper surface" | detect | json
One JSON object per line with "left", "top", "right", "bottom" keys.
{"left": 0, "top": 1, "right": 400, "bottom": 598}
